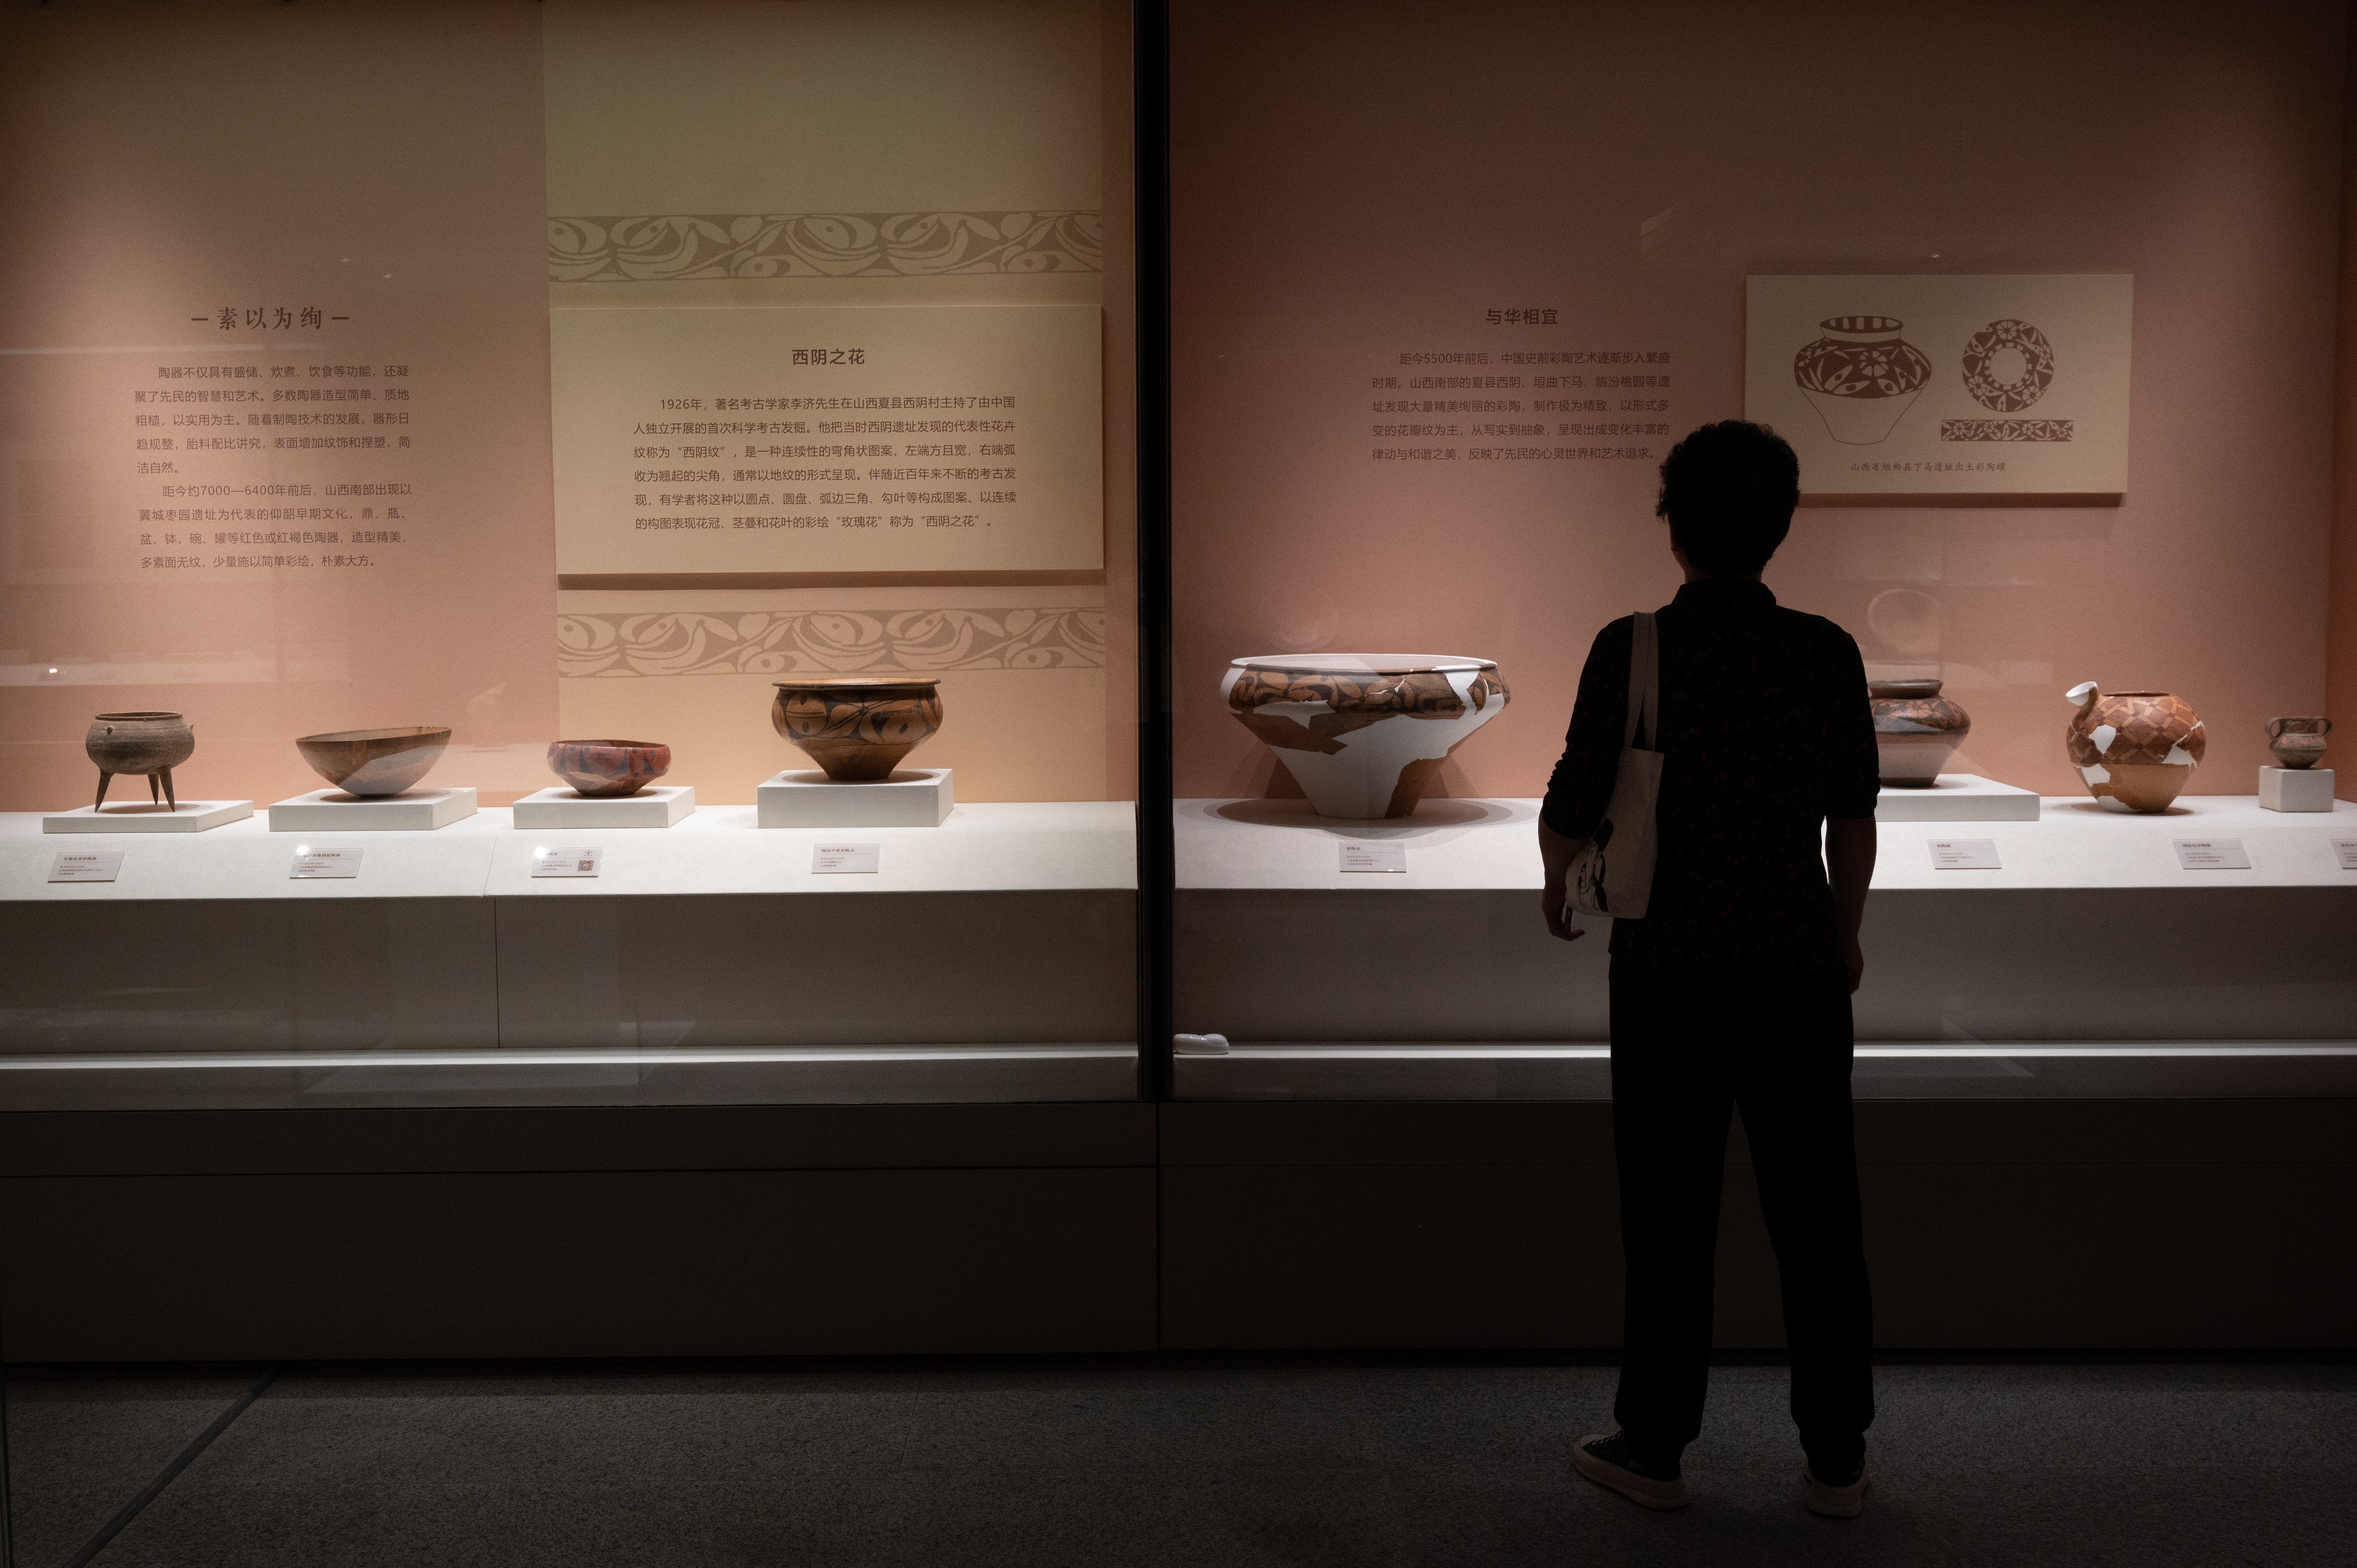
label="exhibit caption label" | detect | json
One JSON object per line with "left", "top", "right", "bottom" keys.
{"left": 2172, "top": 838, "right": 2252, "bottom": 870}
{"left": 48, "top": 851, "right": 124, "bottom": 883}
{"left": 289, "top": 848, "right": 363, "bottom": 878}
{"left": 531, "top": 846, "right": 602, "bottom": 878}
{"left": 1338, "top": 841, "right": 1408, "bottom": 872}
{"left": 1927, "top": 838, "right": 2002, "bottom": 870}
{"left": 812, "top": 843, "right": 881, "bottom": 874}
{"left": 2332, "top": 838, "right": 2357, "bottom": 870}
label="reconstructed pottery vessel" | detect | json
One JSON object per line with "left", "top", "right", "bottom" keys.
{"left": 2064, "top": 683, "right": 2204, "bottom": 813}
{"left": 547, "top": 739, "right": 671, "bottom": 797}
{"left": 1792, "top": 315, "right": 1932, "bottom": 445}
{"left": 87, "top": 711, "right": 195, "bottom": 812}
{"left": 1223, "top": 654, "right": 1509, "bottom": 819}
{"left": 296, "top": 726, "right": 452, "bottom": 798}
{"left": 1869, "top": 679, "right": 1971, "bottom": 786}
{"left": 771, "top": 678, "right": 943, "bottom": 782}
{"left": 2265, "top": 716, "right": 2331, "bottom": 770}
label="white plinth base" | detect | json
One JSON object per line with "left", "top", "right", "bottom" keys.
{"left": 43, "top": 800, "right": 253, "bottom": 834}
{"left": 2259, "top": 766, "right": 2336, "bottom": 812}
{"left": 758, "top": 768, "right": 953, "bottom": 828}
{"left": 512, "top": 784, "right": 695, "bottom": 829}
{"left": 268, "top": 786, "right": 477, "bottom": 832}
{"left": 1875, "top": 774, "right": 2041, "bottom": 821}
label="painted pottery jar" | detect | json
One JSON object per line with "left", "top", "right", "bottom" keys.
{"left": 771, "top": 678, "right": 943, "bottom": 782}
{"left": 1868, "top": 679, "right": 1971, "bottom": 786}
{"left": 2064, "top": 684, "right": 2204, "bottom": 813}
{"left": 2264, "top": 716, "right": 2331, "bottom": 771}
{"left": 86, "top": 711, "right": 195, "bottom": 812}
{"left": 1223, "top": 654, "right": 1509, "bottom": 819}
{"left": 296, "top": 725, "right": 452, "bottom": 798}
{"left": 548, "top": 739, "right": 671, "bottom": 797}
{"left": 1792, "top": 316, "right": 1932, "bottom": 445}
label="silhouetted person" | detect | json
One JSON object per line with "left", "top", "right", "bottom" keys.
{"left": 1538, "top": 421, "right": 1879, "bottom": 1518}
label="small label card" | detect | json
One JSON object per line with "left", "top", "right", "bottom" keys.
{"left": 2173, "top": 838, "right": 2252, "bottom": 870}
{"left": 1338, "top": 841, "right": 1408, "bottom": 872}
{"left": 290, "top": 847, "right": 363, "bottom": 879}
{"left": 2333, "top": 838, "right": 2357, "bottom": 871}
{"left": 812, "top": 842, "right": 881, "bottom": 874}
{"left": 48, "top": 850, "right": 123, "bottom": 883}
{"left": 531, "top": 846, "right": 603, "bottom": 878}
{"left": 1928, "top": 838, "right": 2002, "bottom": 870}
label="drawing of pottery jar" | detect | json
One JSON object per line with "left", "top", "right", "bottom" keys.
{"left": 2064, "top": 683, "right": 2205, "bottom": 812}
{"left": 1792, "top": 316, "right": 1933, "bottom": 444}
{"left": 1869, "top": 679, "right": 1971, "bottom": 786}
{"left": 772, "top": 677, "right": 942, "bottom": 782}
{"left": 87, "top": 711, "right": 195, "bottom": 812}
{"left": 1223, "top": 654, "right": 1508, "bottom": 819}
{"left": 2264, "top": 716, "right": 2331, "bottom": 770}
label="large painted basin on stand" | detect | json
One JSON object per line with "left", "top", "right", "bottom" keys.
{"left": 1222, "top": 653, "right": 1509, "bottom": 819}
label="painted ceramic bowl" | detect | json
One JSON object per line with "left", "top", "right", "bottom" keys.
{"left": 296, "top": 725, "right": 451, "bottom": 798}
{"left": 1792, "top": 315, "right": 1931, "bottom": 445}
{"left": 1868, "top": 679, "right": 1971, "bottom": 786}
{"left": 2064, "top": 683, "right": 2204, "bottom": 813}
{"left": 1223, "top": 653, "right": 1509, "bottom": 819}
{"left": 548, "top": 739, "right": 671, "bottom": 797}
{"left": 86, "top": 711, "right": 196, "bottom": 811}
{"left": 2265, "top": 716, "right": 2330, "bottom": 771}
{"left": 771, "top": 678, "right": 943, "bottom": 782}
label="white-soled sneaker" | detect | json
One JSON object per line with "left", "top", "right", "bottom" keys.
{"left": 1804, "top": 1457, "right": 1869, "bottom": 1518}
{"left": 1573, "top": 1432, "right": 1689, "bottom": 1511}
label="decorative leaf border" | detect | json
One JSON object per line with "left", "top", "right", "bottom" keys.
{"left": 549, "top": 212, "right": 1103, "bottom": 282}
{"left": 559, "top": 608, "right": 1105, "bottom": 678}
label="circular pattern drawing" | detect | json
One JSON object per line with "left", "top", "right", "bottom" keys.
{"left": 1961, "top": 319, "right": 2055, "bottom": 413}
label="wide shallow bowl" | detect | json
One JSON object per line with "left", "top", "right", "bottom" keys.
{"left": 547, "top": 739, "right": 672, "bottom": 798}
{"left": 296, "top": 725, "right": 452, "bottom": 798}
{"left": 1223, "top": 653, "right": 1508, "bottom": 819}
{"left": 771, "top": 679, "right": 943, "bottom": 783}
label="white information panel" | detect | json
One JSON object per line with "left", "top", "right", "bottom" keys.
{"left": 48, "top": 851, "right": 124, "bottom": 883}
{"left": 290, "top": 848, "right": 364, "bottom": 879}
{"left": 1928, "top": 838, "right": 2002, "bottom": 869}
{"left": 2331, "top": 838, "right": 2357, "bottom": 871}
{"left": 812, "top": 843, "right": 882, "bottom": 874}
{"left": 1338, "top": 841, "right": 1408, "bottom": 872}
{"left": 531, "top": 846, "right": 604, "bottom": 878}
{"left": 2173, "top": 838, "right": 2252, "bottom": 870}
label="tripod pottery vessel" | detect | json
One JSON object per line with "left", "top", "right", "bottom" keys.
{"left": 1792, "top": 316, "right": 1933, "bottom": 445}
{"left": 2064, "top": 683, "right": 2205, "bottom": 813}
{"left": 1869, "top": 679, "right": 1971, "bottom": 785}
{"left": 771, "top": 678, "right": 942, "bottom": 782}
{"left": 87, "top": 711, "right": 195, "bottom": 812}
{"left": 2265, "top": 717, "right": 2330, "bottom": 770}
{"left": 296, "top": 726, "right": 452, "bottom": 797}
{"left": 1223, "top": 653, "right": 1509, "bottom": 819}
{"left": 547, "top": 739, "right": 672, "bottom": 797}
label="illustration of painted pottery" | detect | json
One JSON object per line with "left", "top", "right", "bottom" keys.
{"left": 1223, "top": 654, "right": 1509, "bottom": 819}
{"left": 87, "top": 711, "right": 195, "bottom": 812}
{"left": 296, "top": 725, "right": 452, "bottom": 797}
{"left": 771, "top": 678, "right": 943, "bottom": 782}
{"left": 1792, "top": 316, "right": 1933, "bottom": 445}
{"left": 548, "top": 739, "right": 672, "bottom": 797}
{"left": 2265, "top": 716, "right": 2331, "bottom": 770}
{"left": 2064, "top": 684, "right": 2205, "bottom": 813}
{"left": 1869, "top": 680, "right": 1971, "bottom": 786}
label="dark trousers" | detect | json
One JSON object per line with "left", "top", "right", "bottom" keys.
{"left": 1607, "top": 949, "right": 1875, "bottom": 1466}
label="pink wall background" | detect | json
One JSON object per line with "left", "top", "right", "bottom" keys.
{"left": 1171, "top": 0, "right": 2349, "bottom": 801}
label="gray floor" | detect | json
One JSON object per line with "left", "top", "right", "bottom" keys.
{"left": 5, "top": 1356, "right": 2353, "bottom": 1567}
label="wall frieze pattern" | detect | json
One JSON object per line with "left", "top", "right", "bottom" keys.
{"left": 559, "top": 608, "right": 1106, "bottom": 678}
{"left": 548, "top": 212, "right": 1103, "bottom": 282}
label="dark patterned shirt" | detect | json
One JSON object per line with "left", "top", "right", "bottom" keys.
{"left": 1540, "top": 579, "right": 1878, "bottom": 961}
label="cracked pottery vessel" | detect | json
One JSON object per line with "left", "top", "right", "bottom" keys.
{"left": 1791, "top": 315, "right": 1933, "bottom": 444}
{"left": 1869, "top": 679, "right": 1971, "bottom": 786}
{"left": 1223, "top": 653, "right": 1509, "bottom": 819}
{"left": 296, "top": 726, "right": 451, "bottom": 797}
{"left": 2265, "top": 717, "right": 2330, "bottom": 770}
{"left": 771, "top": 678, "right": 942, "bottom": 782}
{"left": 547, "top": 739, "right": 671, "bottom": 797}
{"left": 2064, "top": 683, "right": 2204, "bottom": 813}
{"left": 87, "top": 711, "right": 195, "bottom": 812}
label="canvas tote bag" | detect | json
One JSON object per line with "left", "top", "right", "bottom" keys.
{"left": 1568, "top": 610, "right": 1664, "bottom": 919}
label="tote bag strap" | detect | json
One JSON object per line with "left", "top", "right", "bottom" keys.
{"left": 1623, "top": 612, "right": 1659, "bottom": 751}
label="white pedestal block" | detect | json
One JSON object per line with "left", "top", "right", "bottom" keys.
{"left": 512, "top": 784, "right": 695, "bottom": 829}
{"left": 758, "top": 768, "right": 953, "bottom": 828}
{"left": 1875, "top": 774, "right": 2041, "bottom": 821}
{"left": 42, "top": 800, "right": 253, "bottom": 834}
{"left": 2258, "top": 766, "right": 2335, "bottom": 812}
{"left": 268, "top": 786, "right": 477, "bottom": 832}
